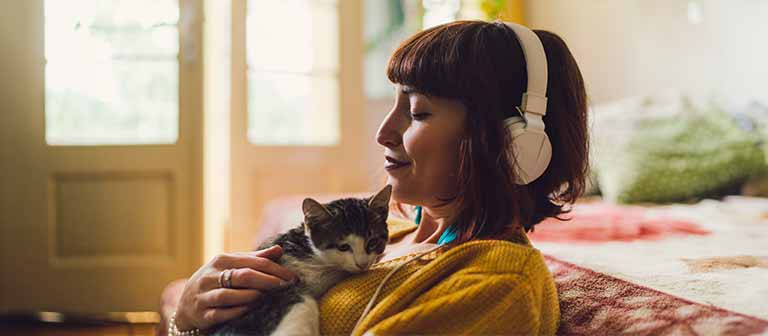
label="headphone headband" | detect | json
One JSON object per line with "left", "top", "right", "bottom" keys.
{"left": 503, "top": 22, "right": 548, "bottom": 116}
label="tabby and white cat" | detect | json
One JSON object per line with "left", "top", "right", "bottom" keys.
{"left": 210, "top": 185, "right": 392, "bottom": 336}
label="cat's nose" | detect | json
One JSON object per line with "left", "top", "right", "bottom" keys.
{"left": 355, "top": 261, "right": 367, "bottom": 270}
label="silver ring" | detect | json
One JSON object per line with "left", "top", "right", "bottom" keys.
{"left": 222, "top": 269, "right": 234, "bottom": 289}
{"left": 219, "top": 269, "right": 234, "bottom": 289}
{"left": 218, "top": 269, "right": 227, "bottom": 288}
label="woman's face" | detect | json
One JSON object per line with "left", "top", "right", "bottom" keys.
{"left": 376, "top": 84, "right": 467, "bottom": 206}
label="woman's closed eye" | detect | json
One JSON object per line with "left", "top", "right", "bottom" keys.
{"left": 410, "top": 112, "right": 430, "bottom": 121}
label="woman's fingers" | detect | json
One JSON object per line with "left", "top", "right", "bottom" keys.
{"left": 199, "top": 288, "right": 262, "bottom": 307}
{"left": 248, "top": 245, "right": 283, "bottom": 260}
{"left": 211, "top": 249, "right": 279, "bottom": 269}
{"left": 173, "top": 247, "right": 290, "bottom": 331}
{"left": 238, "top": 255, "right": 297, "bottom": 282}
{"left": 202, "top": 306, "right": 250, "bottom": 326}
{"left": 232, "top": 268, "right": 291, "bottom": 290}
{"left": 202, "top": 267, "right": 294, "bottom": 291}
{"left": 210, "top": 251, "right": 297, "bottom": 283}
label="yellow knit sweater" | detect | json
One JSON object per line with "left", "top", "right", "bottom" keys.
{"left": 318, "top": 218, "right": 560, "bottom": 335}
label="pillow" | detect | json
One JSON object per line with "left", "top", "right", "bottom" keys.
{"left": 591, "top": 94, "right": 766, "bottom": 203}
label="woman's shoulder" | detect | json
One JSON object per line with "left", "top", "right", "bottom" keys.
{"left": 439, "top": 239, "right": 549, "bottom": 277}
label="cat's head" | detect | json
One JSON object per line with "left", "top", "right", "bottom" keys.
{"left": 301, "top": 185, "right": 392, "bottom": 273}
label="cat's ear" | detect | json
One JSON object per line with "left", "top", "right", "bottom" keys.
{"left": 368, "top": 185, "right": 392, "bottom": 211}
{"left": 302, "top": 198, "right": 332, "bottom": 224}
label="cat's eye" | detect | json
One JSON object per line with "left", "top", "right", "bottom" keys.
{"left": 366, "top": 239, "right": 381, "bottom": 251}
{"left": 337, "top": 244, "right": 351, "bottom": 252}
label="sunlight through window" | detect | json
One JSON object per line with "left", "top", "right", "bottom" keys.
{"left": 246, "top": 0, "right": 340, "bottom": 146}
{"left": 45, "top": 0, "right": 179, "bottom": 145}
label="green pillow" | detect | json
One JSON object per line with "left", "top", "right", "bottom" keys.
{"left": 592, "top": 96, "right": 766, "bottom": 204}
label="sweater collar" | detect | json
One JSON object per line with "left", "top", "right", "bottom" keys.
{"left": 386, "top": 217, "right": 531, "bottom": 246}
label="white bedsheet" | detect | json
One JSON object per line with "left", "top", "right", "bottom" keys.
{"left": 535, "top": 196, "right": 768, "bottom": 320}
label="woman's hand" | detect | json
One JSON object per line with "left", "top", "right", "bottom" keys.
{"left": 173, "top": 245, "right": 298, "bottom": 331}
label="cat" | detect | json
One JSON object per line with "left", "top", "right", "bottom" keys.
{"left": 210, "top": 185, "right": 392, "bottom": 336}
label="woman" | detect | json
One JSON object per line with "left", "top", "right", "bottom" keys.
{"left": 170, "top": 20, "right": 587, "bottom": 335}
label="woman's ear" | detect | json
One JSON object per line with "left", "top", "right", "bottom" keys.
{"left": 302, "top": 198, "right": 332, "bottom": 225}
{"left": 368, "top": 185, "right": 392, "bottom": 211}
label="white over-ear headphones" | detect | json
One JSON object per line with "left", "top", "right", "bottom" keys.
{"left": 503, "top": 22, "right": 552, "bottom": 185}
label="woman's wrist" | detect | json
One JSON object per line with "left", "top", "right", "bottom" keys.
{"left": 169, "top": 311, "right": 204, "bottom": 336}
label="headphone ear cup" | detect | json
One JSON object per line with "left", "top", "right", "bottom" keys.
{"left": 505, "top": 116, "right": 527, "bottom": 137}
{"left": 505, "top": 117, "right": 552, "bottom": 185}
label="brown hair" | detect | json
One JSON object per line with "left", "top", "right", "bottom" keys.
{"left": 386, "top": 20, "right": 588, "bottom": 242}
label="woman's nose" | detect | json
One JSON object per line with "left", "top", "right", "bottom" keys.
{"left": 376, "top": 111, "right": 401, "bottom": 148}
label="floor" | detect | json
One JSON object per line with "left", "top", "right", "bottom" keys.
{"left": 0, "top": 322, "right": 157, "bottom": 336}
{"left": 0, "top": 311, "right": 159, "bottom": 336}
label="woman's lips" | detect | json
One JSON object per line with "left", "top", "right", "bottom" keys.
{"left": 385, "top": 156, "right": 411, "bottom": 171}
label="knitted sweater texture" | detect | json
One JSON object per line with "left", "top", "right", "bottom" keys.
{"left": 318, "top": 218, "right": 560, "bottom": 335}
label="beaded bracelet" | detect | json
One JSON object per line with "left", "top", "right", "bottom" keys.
{"left": 168, "top": 311, "right": 204, "bottom": 336}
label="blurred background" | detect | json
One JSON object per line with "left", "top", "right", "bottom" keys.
{"left": 1, "top": 0, "right": 767, "bottom": 334}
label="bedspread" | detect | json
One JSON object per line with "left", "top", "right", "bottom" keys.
{"left": 533, "top": 196, "right": 768, "bottom": 335}
{"left": 255, "top": 195, "right": 768, "bottom": 335}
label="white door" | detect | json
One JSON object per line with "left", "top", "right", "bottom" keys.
{"left": 228, "top": 0, "right": 367, "bottom": 251}
{"left": 0, "top": 0, "right": 203, "bottom": 313}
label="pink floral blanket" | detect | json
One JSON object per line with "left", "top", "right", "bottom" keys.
{"left": 546, "top": 256, "right": 768, "bottom": 335}
{"left": 535, "top": 197, "right": 768, "bottom": 335}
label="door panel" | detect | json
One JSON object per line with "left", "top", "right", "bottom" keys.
{"left": 0, "top": 0, "right": 203, "bottom": 313}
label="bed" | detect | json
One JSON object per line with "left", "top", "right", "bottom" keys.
{"left": 254, "top": 194, "right": 768, "bottom": 335}
{"left": 158, "top": 195, "right": 768, "bottom": 335}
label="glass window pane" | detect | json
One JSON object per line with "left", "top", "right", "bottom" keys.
{"left": 246, "top": 0, "right": 339, "bottom": 146}
{"left": 45, "top": 0, "right": 179, "bottom": 145}
{"left": 247, "top": 72, "right": 339, "bottom": 146}
{"left": 46, "top": 60, "right": 178, "bottom": 145}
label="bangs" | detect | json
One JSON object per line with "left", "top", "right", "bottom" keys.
{"left": 386, "top": 21, "right": 488, "bottom": 99}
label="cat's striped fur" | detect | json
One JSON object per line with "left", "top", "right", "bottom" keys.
{"left": 211, "top": 186, "right": 391, "bottom": 336}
